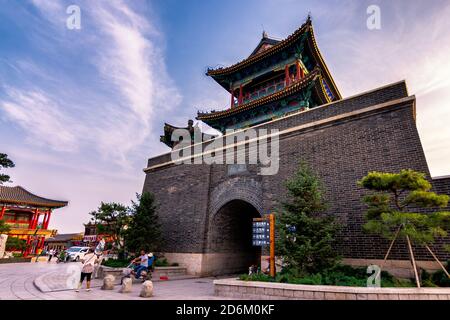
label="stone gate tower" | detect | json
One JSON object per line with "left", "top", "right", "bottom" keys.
{"left": 143, "top": 17, "right": 450, "bottom": 276}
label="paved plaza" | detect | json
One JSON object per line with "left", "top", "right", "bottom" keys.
{"left": 0, "top": 262, "right": 229, "bottom": 300}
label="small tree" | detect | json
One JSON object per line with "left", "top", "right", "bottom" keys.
{"left": 125, "top": 192, "right": 162, "bottom": 253}
{"left": 0, "top": 219, "right": 11, "bottom": 234}
{"left": 359, "top": 169, "right": 450, "bottom": 287}
{"left": 89, "top": 202, "right": 131, "bottom": 255}
{"left": 6, "top": 237, "right": 26, "bottom": 252}
{"left": 277, "top": 162, "right": 340, "bottom": 275}
{"left": 0, "top": 153, "right": 15, "bottom": 184}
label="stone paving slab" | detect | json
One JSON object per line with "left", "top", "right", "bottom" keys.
{"left": 0, "top": 261, "right": 231, "bottom": 300}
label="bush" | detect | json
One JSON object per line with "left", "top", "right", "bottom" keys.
{"left": 240, "top": 264, "right": 417, "bottom": 287}
{"left": 155, "top": 258, "right": 169, "bottom": 267}
{"left": 101, "top": 259, "right": 130, "bottom": 268}
{"left": 421, "top": 261, "right": 450, "bottom": 287}
{"left": 5, "top": 237, "right": 26, "bottom": 251}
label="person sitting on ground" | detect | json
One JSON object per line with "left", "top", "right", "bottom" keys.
{"left": 130, "top": 249, "right": 148, "bottom": 279}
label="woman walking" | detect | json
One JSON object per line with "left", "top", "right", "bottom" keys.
{"left": 76, "top": 248, "right": 97, "bottom": 292}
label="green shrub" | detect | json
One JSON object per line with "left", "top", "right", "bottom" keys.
{"left": 421, "top": 261, "right": 450, "bottom": 287}
{"left": 155, "top": 258, "right": 169, "bottom": 267}
{"left": 102, "top": 259, "right": 130, "bottom": 268}
{"left": 239, "top": 264, "right": 417, "bottom": 287}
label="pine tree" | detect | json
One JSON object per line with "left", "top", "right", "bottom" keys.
{"left": 125, "top": 192, "right": 162, "bottom": 253}
{"left": 359, "top": 169, "right": 450, "bottom": 286}
{"left": 0, "top": 219, "right": 11, "bottom": 234}
{"left": 276, "top": 162, "right": 339, "bottom": 275}
{"left": 0, "top": 153, "right": 15, "bottom": 185}
{"left": 89, "top": 202, "right": 130, "bottom": 253}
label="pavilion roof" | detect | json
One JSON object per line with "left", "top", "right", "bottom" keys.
{"left": 248, "top": 32, "right": 280, "bottom": 57}
{"left": 197, "top": 67, "right": 326, "bottom": 121}
{"left": 0, "top": 185, "right": 68, "bottom": 208}
{"left": 205, "top": 16, "right": 341, "bottom": 104}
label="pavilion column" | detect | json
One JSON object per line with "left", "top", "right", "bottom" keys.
{"left": 285, "top": 65, "right": 290, "bottom": 87}
{"left": 40, "top": 236, "right": 45, "bottom": 250}
{"left": 230, "top": 86, "right": 235, "bottom": 108}
{"left": 29, "top": 211, "right": 36, "bottom": 229}
{"left": 32, "top": 209, "right": 39, "bottom": 229}
{"left": 238, "top": 85, "right": 243, "bottom": 105}
{"left": 44, "top": 210, "right": 52, "bottom": 229}
{"left": 0, "top": 206, "right": 5, "bottom": 220}
{"left": 296, "top": 60, "right": 303, "bottom": 80}
{"left": 42, "top": 211, "right": 48, "bottom": 229}
{"left": 25, "top": 236, "right": 31, "bottom": 256}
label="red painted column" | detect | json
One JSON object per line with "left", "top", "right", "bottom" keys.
{"left": 25, "top": 236, "right": 31, "bottom": 256}
{"left": 238, "top": 85, "right": 243, "bottom": 105}
{"left": 44, "top": 210, "right": 52, "bottom": 229}
{"left": 296, "top": 60, "right": 301, "bottom": 81}
{"left": 32, "top": 209, "right": 39, "bottom": 229}
{"left": 42, "top": 212, "right": 48, "bottom": 229}
{"left": 29, "top": 211, "right": 35, "bottom": 229}
{"left": 0, "top": 206, "right": 5, "bottom": 220}
{"left": 285, "top": 65, "right": 290, "bottom": 87}
{"left": 40, "top": 236, "right": 45, "bottom": 250}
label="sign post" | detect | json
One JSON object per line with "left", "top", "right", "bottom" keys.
{"left": 252, "top": 213, "right": 276, "bottom": 278}
{"left": 269, "top": 213, "right": 275, "bottom": 278}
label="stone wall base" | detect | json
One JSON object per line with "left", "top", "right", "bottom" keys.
{"left": 214, "top": 278, "right": 450, "bottom": 300}
{"left": 163, "top": 252, "right": 257, "bottom": 276}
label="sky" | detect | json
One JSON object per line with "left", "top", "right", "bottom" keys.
{"left": 0, "top": 0, "right": 449, "bottom": 233}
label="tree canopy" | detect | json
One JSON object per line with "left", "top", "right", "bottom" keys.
{"left": 0, "top": 153, "right": 15, "bottom": 185}
{"left": 276, "top": 162, "right": 339, "bottom": 275}
{"left": 125, "top": 192, "right": 162, "bottom": 253}
{"left": 89, "top": 202, "right": 131, "bottom": 253}
{"left": 359, "top": 169, "right": 450, "bottom": 245}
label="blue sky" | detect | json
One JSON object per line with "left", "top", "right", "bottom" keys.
{"left": 0, "top": 0, "right": 449, "bottom": 232}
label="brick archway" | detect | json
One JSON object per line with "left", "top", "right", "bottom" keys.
{"left": 208, "top": 177, "right": 263, "bottom": 219}
{"left": 203, "top": 177, "right": 263, "bottom": 275}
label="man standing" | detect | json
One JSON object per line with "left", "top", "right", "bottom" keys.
{"left": 47, "top": 248, "right": 54, "bottom": 262}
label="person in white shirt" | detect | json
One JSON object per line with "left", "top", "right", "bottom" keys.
{"left": 76, "top": 248, "right": 97, "bottom": 292}
{"left": 47, "top": 249, "right": 55, "bottom": 262}
{"left": 131, "top": 250, "right": 148, "bottom": 279}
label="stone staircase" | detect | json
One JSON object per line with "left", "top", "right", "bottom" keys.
{"left": 99, "top": 265, "right": 194, "bottom": 283}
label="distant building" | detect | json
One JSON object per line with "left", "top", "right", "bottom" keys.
{"left": 45, "top": 233, "right": 84, "bottom": 251}
{"left": 0, "top": 185, "right": 68, "bottom": 256}
{"left": 82, "top": 222, "right": 113, "bottom": 244}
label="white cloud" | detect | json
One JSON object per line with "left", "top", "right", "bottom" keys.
{"left": 1, "top": 88, "right": 80, "bottom": 152}
{"left": 1, "top": 0, "right": 181, "bottom": 167}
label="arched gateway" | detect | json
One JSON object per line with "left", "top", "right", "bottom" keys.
{"left": 207, "top": 199, "right": 261, "bottom": 275}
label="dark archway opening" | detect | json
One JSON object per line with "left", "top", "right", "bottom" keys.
{"left": 209, "top": 200, "right": 261, "bottom": 275}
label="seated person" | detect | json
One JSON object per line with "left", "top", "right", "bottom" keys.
{"left": 131, "top": 250, "right": 148, "bottom": 279}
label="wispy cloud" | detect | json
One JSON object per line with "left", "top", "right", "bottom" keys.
{"left": 1, "top": 87, "right": 79, "bottom": 152}
{"left": 1, "top": 0, "right": 181, "bottom": 166}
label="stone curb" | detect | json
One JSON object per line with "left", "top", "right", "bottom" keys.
{"left": 214, "top": 278, "right": 450, "bottom": 300}
{"left": 33, "top": 273, "right": 53, "bottom": 293}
